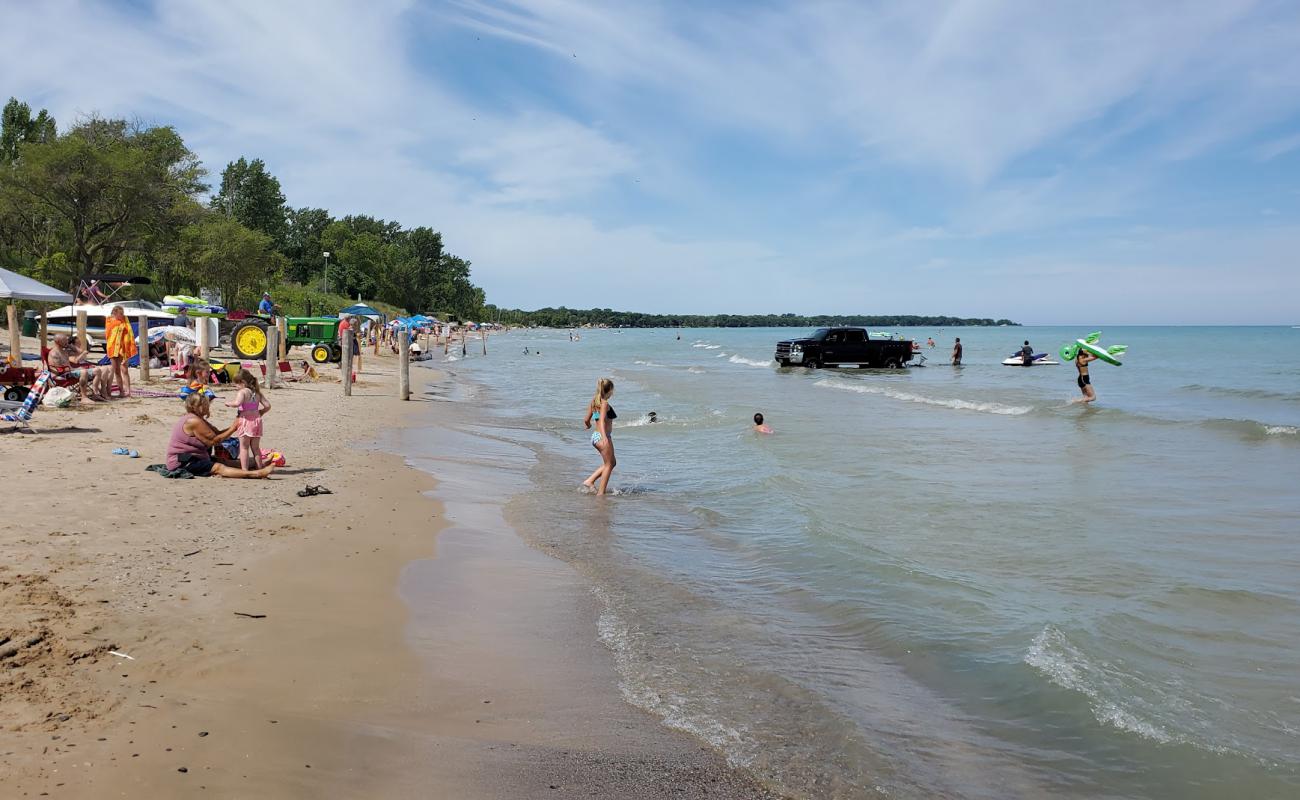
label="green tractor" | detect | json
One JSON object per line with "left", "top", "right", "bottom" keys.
{"left": 229, "top": 316, "right": 343, "bottom": 364}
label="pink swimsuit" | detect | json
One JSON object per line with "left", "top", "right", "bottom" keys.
{"left": 234, "top": 398, "right": 263, "bottom": 438}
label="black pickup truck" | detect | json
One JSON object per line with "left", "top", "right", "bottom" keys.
{"left": 775, "top": 327, "right": 915, "bottom": 368}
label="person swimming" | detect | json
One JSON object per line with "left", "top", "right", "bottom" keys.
{"left": 582, "top": 378, "right": 618, "bottom": 495}
{"left": 647, "top": 411, "right": 658, "bottom": 423}
{"left": 753, "top": 412, "right": 773, "bottom": 434}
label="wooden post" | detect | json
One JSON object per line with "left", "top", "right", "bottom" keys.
{"left": 276, "top": 316, "right": 288, "bottom": 360}
{"left": 373, "top": 322, "right": 379, "bottom": 356}
{"left": 76, "top": 309, "right": 88, "bottom": 351}
{"left": 443, "top": 326, "right": 450, "bottom": 355}
{"left": 136, "top": 314, "right": 150, "bottom": 382}
{"left": 481, "top": 328, "right": 487, "bottom": 355}
{"left": 195, "top": 318, "right": 209, "bottom": 359}
{"left": 5, "top": 303, "right": 18, "bottom": 366}
{"left": 38, "top": 309, "right": 48, "bottom": 354}
{"left": 265, "top": 325, "right": 279, "bottom": 389}
{"left": 341, "top": 328, "right": 353, "bottom": 397}
{"left": 398, "top": 327, "right": 410, "bottom": 401}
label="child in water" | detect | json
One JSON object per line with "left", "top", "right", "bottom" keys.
{"left": 225, "top": 369, "right": 271, "bottom": 470}
{"left": 753, "top": 412, "right": 773, "bottom": 434}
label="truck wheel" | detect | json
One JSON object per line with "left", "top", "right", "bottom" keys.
{"left": 230, "top": 319, "right": 270, "bottom": 360}
{"left": 805, "top": 355, "right": 821, "bottom": 369}
{"left": 310, "top": 344, "right": 332, "bottom": 364}
{"left": 887, "top": 357, "right": 903, "bottom": 368}
{"left": 4, "top": 386, "right": 27, "bottom": 402}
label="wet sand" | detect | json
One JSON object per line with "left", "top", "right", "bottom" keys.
{"left": 0, "top": 332, "right": 778, "bottom": 798}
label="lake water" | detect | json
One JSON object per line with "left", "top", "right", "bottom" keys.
{"left": 416, "top": 326, "right": 1299, "bottom": 799}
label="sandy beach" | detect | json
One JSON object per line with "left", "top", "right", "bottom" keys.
{"left": 0, "top": 333, "right": 778, "bottom": 798}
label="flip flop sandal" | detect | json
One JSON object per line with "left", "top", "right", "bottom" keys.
{"left": 310, "top": 485, "right": 333, "bottom": 495}
{"left": 297, "top": 485, "right": 319, "bottom": 497}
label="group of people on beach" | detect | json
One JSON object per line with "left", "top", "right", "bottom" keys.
{"left": 165, "top": 368, "right": 274, "bottom": 478}
{"left": 580, "top": 378, "right": 773, "bottom": 496}
{"left": 45, "top": 306, "right": 139, "bottom": 403}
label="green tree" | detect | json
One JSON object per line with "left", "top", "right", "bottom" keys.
{"left": 210, "top": 157, "right": 287, "bottom": 249}
{"left": 282, "top": 206, "right": 333, "bottom": 283}
{"left": 0, "top": 116, "right": 205, "bottom": 282}
{"left": 176, "top": 215, "right": 286, "bottom": 311}
{"left": 1, "top": 97, "right": 57, "bottom": 163}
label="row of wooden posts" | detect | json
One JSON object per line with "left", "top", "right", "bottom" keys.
{"left": 6, "top": 306, "right": 488, "bottom": 403}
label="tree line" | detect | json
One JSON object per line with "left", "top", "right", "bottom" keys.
{"left": 0, "top": 97, "right": 485, "bottom": 317}
{"left": 485, "top": 307, "right": 1018, "bottom": 329}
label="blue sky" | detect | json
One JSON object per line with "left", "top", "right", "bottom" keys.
{"left": 4, "top": 0, "right": 1299, "bottom": 323}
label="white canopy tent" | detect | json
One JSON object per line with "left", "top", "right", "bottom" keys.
{"left": 0, "top": 267, "right": 73, "bottom": 303}
{"left": 3, "top": 268, "right": 74, "bottom": 366}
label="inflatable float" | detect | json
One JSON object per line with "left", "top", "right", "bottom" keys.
{"left": 163, "top": 295, "right": 227, "bottom": 317}
{"left": 1060, "top": 332, "right": 1128, "bottom": 366}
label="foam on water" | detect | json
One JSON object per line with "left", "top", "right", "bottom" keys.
{"left": 1265, "top": 425, "right": 1298, "bottom": 436}
{"left": 814, "top": 377, "right": 1033, "bottom": 415}
{"left": 729, "top": 354, "right": 775, "bottom": 368}
{"left": 1025, "top": 626, "right": 1175, "bottom": 744}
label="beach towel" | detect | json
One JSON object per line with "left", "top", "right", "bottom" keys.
{"left": 145, "top": 463, "right": 196, "bottom": 479}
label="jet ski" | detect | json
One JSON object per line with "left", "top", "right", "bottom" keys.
{"left": 1002, "top": 352, "right": 1058, "bottom": 366}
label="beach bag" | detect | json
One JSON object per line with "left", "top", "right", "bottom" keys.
{"left": 42, "top": 386, "right": 75, "bottom": 408}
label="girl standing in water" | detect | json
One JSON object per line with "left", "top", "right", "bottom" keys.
{"left": 582, "top": 377, "right": 617, "bottom": 495}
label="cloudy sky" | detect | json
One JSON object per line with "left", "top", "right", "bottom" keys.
{"left": 4, "top": 0, "right": 1299, "bottom": 323}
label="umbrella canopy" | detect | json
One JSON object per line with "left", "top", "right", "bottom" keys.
{"left": 148, "top": 325, "right": 197, "bottom": 344}
{"left": 0, "top": 267, "right": 74, "bottom": 303}
{"left": 339, "top": 303, "right": 384, "bottom": 320}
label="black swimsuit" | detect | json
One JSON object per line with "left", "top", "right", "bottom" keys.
{"left": 1076, "top": 358, "right": 1091, "bottom": 389}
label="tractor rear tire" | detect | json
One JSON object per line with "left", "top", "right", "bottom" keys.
{"left": 329, "top": 343, "right": 343, "bottom": 363}
{"left": 310, "top": 344, "right": 332, "bottom": 364}
{"left": 231, "top": 319, "right": 270, "bottom": 360}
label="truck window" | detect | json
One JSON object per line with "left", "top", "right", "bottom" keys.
{"left": 843, "top": 330, "right": 865, "bottom": 343}
{"left": 825, "top": 331, "right": 843, "bottom": 343}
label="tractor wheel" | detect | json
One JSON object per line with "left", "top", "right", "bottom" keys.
{"left": 230, "top": 319, "right": 270, "bottom": 360}
{"left": 329, "top": 343, "right": 343, "bottom": 363}
{"left": 310, "top": 344, "right": 332, "bottom": 364}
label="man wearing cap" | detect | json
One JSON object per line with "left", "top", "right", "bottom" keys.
{"left": 258, "top": 291, "right": 274, "bottom": 316}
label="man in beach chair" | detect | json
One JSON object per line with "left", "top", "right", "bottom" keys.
{"left": 45, "top": 334, "right": 110, "bottom": 402}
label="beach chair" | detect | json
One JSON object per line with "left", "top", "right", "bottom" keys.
{"left": 2, "top": 370, "right": 51, "bottom": 428}
{"left": 258, "top": 360, "right": 314, "bottom": 383}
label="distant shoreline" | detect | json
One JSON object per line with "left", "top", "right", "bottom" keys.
{"left": 490, "top": 308, "right": 1019, "bottom": 328}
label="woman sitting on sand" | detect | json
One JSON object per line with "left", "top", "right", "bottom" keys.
{"left": 166, "top": 393, "right": 274, "bottom": 478}
{"left": 581, "top": 378, "right": 617, "bottom": 495}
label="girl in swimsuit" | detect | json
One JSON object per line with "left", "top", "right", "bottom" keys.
{"left": 582, "top": 377, "right": 617, "bottom": 495}
{"left": 225, "top": 369, "right": 272, "bottom": 469}
{"left": 1073, "top": 350, "right": 1098, "bottom": 403}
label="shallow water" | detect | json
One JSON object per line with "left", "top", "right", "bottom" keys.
{"left": 421, "top": 326, "right": 1300, "bottom": 799}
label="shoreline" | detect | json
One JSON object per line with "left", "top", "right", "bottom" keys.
{"left": 1, "top": 345, "right": 778, "bottom": 798}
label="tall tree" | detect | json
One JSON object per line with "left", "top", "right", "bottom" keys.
{"left": 210, "top": 157, "right": 287, "bottom": 249}
{"left": 0, "top": 116, "right": 205, "bottom": 282}
{"left": 176, "top": 215, "right": 286, "bottom": 311}
{"left": 282, "top": 206, "right": 334, "bottom": 283}
{"left": 1, "top": 97, "right": 56, "bottom": 163}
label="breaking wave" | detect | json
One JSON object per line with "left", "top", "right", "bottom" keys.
{"left": 814, "top": 378, "right": 1033, "bottom": 416}
{"left": 729, "top": 354, "right": 775, "bottom": 368}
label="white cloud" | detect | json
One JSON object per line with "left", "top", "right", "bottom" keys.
{"left": 2, "top": 0, "right": 1298, "bottom": 322}
{"left": 456, "top": 114, "right": 637, "bottom": 203}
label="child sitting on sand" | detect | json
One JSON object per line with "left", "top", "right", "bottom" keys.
{"left": 225, "top": 369, "right": 271, "bottom": 470}
{"left": 179, "top": 358, "right": 216, "bottom": 399}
